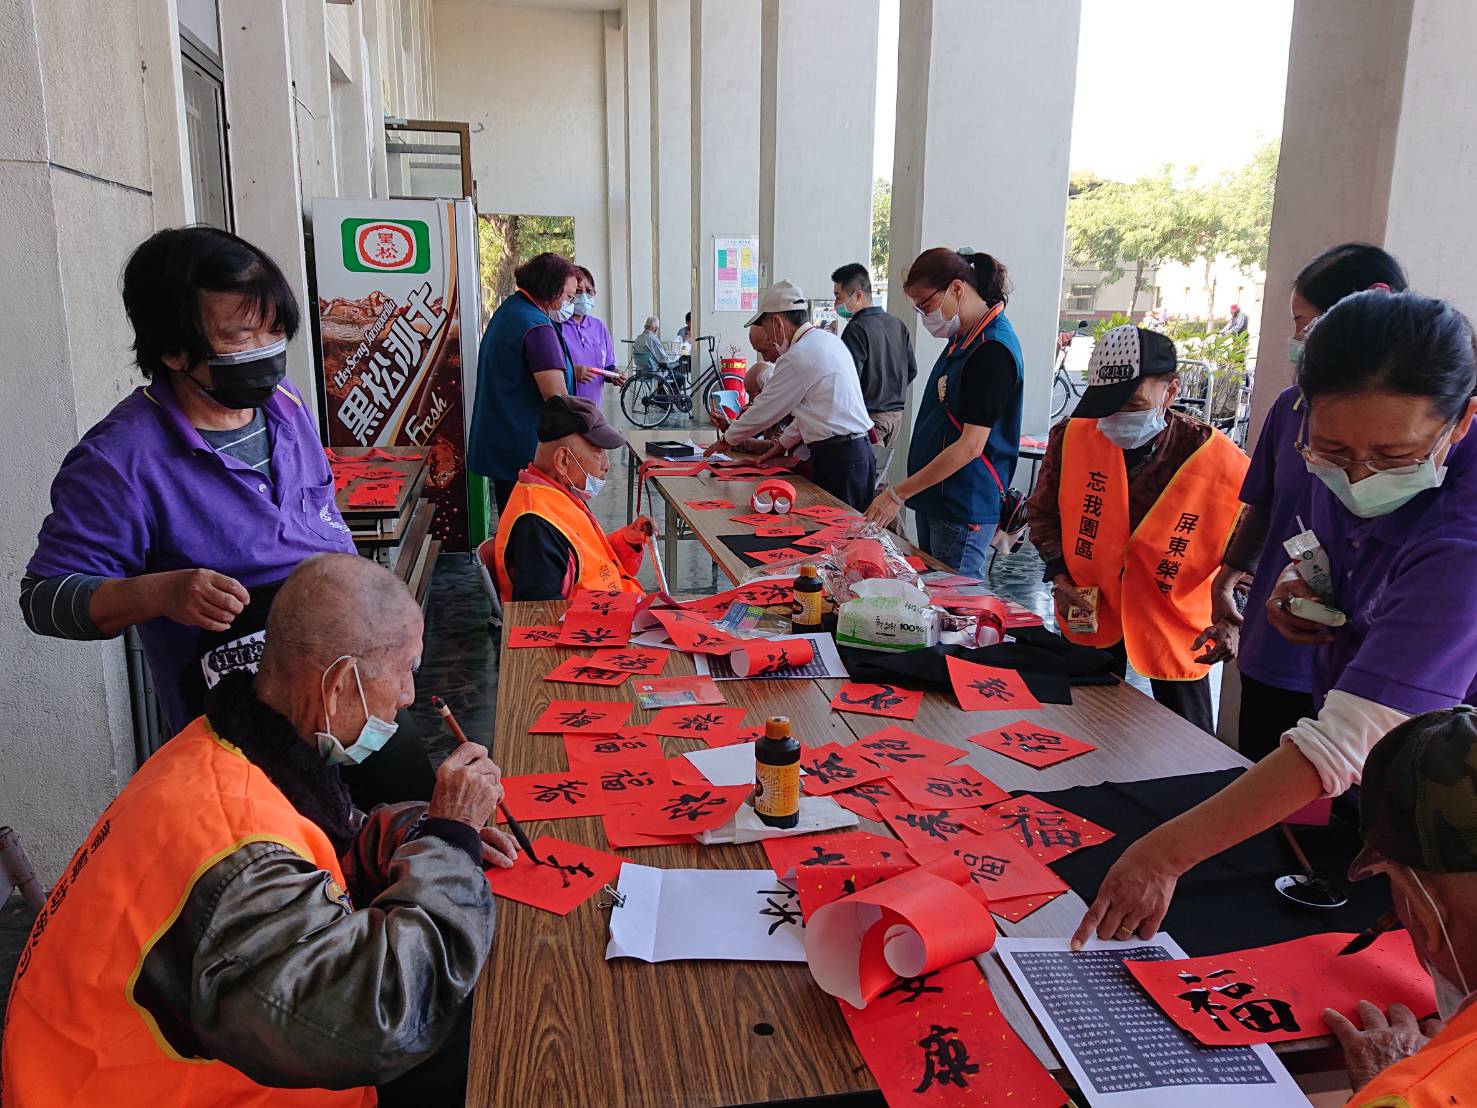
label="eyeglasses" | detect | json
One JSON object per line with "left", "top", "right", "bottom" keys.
{"left": 1295, "top": 406, "right": 1454, "bottom": 473}
{"left": 912, "top": 288, "right": 946, "bottom": 317}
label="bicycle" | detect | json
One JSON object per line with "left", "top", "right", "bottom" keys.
{"left": 619, "top": 335, "right": 725, "bottom": 429}
{"left": 1050, "top": 328, "right": 1089, "bottom": 420}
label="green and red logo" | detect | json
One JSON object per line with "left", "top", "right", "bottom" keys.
{"left": 341, "top": 218, "right": 430, "bottom": 273}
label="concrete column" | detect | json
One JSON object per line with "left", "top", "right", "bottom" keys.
{"left": 603, "top": 10, "right": 632, "bottom": 346}
{"left": 759, "top": 0, "right": 878, "bottom": 296}
{"left": 624, "top": 0, "right": 656, "bottom": 338}
{"left": 649, "top": 0, "right": 692, "bottom": 337}
{"left": 888, "top": 0, "right": 1080, "bottom": 450}
{"left": 329, "top": 0, "right": 374, "bottom": 198}
{"left": 289, "top": 0, "right": 340, "bottom": 209}
{"left": 1247, "top": 0, "right": 1411, "bottom": 444}
{"left": 0, "top": 0, "right": 160, "bottom": 880}
{"left": 360, "top": 0, "right": 391, "bottom": 198}
{"left": 690, "top": 0, "right": 761, "bottom": 355}
{"left": 138, "top": 0, "right": 195, "bottom": 226}
{"left": 220, "top": 0, "right": 318, "bottom": 422}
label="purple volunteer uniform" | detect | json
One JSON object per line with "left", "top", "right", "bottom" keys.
{"left": 562, "top": 313, "right": 616, "bottom": 402}
{"left": 1308, "top": 428, "right": 1477, "bottom": 714}
{"left": 1237, "top": 386, "right": 1316, "bottom": 693}
{"left": 27, "top": 379, "right": 355, "bottom": 731}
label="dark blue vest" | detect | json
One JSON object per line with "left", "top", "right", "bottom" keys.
{"left": 469, "top": 291, "right": 574, "bottom": 481}
{"left": 905, "top": 311, "right": 1024, "bottom": 525}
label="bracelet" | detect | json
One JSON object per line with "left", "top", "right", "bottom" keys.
{"left": 886, "top": 486, "right": 905, "bottom": 507}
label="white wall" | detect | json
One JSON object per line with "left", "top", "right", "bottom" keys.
{"left": 434, "top": 3, "right": 612, "bottom": 302}
{"left": 649, "top": 0, "right": 692, "bottom": 337}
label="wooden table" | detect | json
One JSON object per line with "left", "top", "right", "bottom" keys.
{"left": 464, "top": 461, "right": 1279, "bottom": 1105}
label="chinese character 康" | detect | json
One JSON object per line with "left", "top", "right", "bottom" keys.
{"left": 914, "top": 1024, "right": 980, "bottom": 1092}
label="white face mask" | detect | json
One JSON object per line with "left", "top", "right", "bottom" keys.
{"left": 1305, "top": 451, "right": 1448, "bottom": 519}
{"left": 1407, "top": 868, "right": 1472, "bottom": 1020}
{"left": 565, "top": 450, "right": 605, "bottom": 500}
{"left": 1098, "top": 401, "right": 1168, "bottom": 450}
{"left": 572, "top": 292, "right": 594, "bottom": 317}
{"left": 314, "top": 655, "right": 399, "bottom": 766}
{"left": 550, "top": 299, "right": 574, "bottom": 323}
{"left": 920, "top": 288, "right": 961, "bottom": 340}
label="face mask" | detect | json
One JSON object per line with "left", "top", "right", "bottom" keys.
{"left": 550, "top": 300, "right": 574, "bottom": 323}
{"left": 1407, "top": 868, "right": 1472, "bottom": 1020}
{"left": 572, "top": 292, "right": 595, "bottom": 317}
{"left": 836, "top": 299, "right": 855, "bottom": 320}
{"left": 1305, "top": 452, "right": 1447, "bottom": 519}
{"left": 314, "top": 655, "right": 399, "bottom": 766}
{"left": 565, "top": 450, "right": 605, "bottom": 500}
{"left": 920, "top": 290, "right": 961, "bottom": 339}
{"left": 1287, "top": 337, "right": 1304, "bottom": 365}
{"left": 1098, "top": 402, "right": 1168, "bottom": 450}
{"left": 197, "top": 337, "right": 288, "bottom": 410}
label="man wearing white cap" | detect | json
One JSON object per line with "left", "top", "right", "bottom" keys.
{"left": 705, "top": 279, "right": 876, "bottom": 510}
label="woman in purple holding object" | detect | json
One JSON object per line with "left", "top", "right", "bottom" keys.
{"left": 1195, "top": 243, "right": 1408, "bottom": 759}
{"left": 562, "top": 265, "right": 622, "bottom": 404}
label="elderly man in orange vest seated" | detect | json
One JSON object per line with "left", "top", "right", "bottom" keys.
{"left": 1331, "top": 707, "right": 1477, "bottom": 1106}
{"left": 1026, "top": 324, "right": 1247, "bottom": 735}
{"left": 2, "top": 553, "right": 520, "bottom": 1106}
{"left": 493, "top": 394, "right": 653, "bottom": 601}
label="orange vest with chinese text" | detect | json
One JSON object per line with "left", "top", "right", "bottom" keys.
{"left": 1348, "top": 999, "right": 1477, "bottom": 1108}
{"left": 493, "top": 474, "right": 643, "bottom": 600}
{"left": 0, "top": 717, "right": 374, "bottom": 1108}
{"left": 1057, "top": 418, "right": 1247, "bottom": 681}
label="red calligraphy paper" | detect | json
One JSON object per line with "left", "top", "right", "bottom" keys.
{"left": 601, "top": 805, "right": 695, "bottom": 848}
{"left": 678, "top": 578, "right": 797, "bottom": 617}
{"left": 543, "top": 656, "right": 630, "bottom": 686}
{"left": 904, "top": 555, "right": 927, "bottom": 571}
{"left": 557, "top": 608, "right": 630, "bottom": 649}
{"left": 528, "top": 699, "right": 631, "bottom": 735}
{"left": 754, "top": 521, "right": 807, "bottom": 538}
{"left": 852, "top": 725, "right": 967, "bottom": 770}
{"left": 763, "top": 830, "right": 906, "bottom": 878}
{"left": 568, "top": 589, "right": 640, "bottom": 617}
{"left": 798, "top": 742, "right": 889, "bottom": 796}
{"left": 563, "top": 729, "right": 662, "bottom": 767}
{"left": 624, "top": 783, "right": 751, "bottom": 833}
{"left": 829, "top": 682, "right": 924, "bottom": 721}
{"left": 651, "top": 609, "right": 743, "bottom": 655}
{"left": 831, "top": 778, "right": 906, "bottom": 821}
{"left": 970, "top": 719, "right": 1097, "bottom": 768}
{"left": 684, "top": 498, "right": 735, "bottom": 510}
{"left": 945, "top": 656, "right": 1043, "bottom": 712}
{"left": 729, "top": 512, "right": 778, "bottom": 526}
{"left": 793, "top": 505, "right": 858, "bottom": 521}
{"left": 585, "top": 647, "right": 668, "bottom": 675}
{"left": 507, "top": 624, "right": 563, "bottom": 648}
{"left": 876, "top": 802, "right": 988, "bottom": 851}
{"left": 499, "top": 771, "right": 608, "bottom": 821}
{"left": 907, "top": 831, "right": 1070, "bottom": 903}
{"left": 888, "top": 765, "right": 1010, "bottom": 811}
{"left": 666, "top": 754, "right": 710, "bottom": 786}
{"left": 793, "top": 860, "right": 916, "bottom": 922}
{"left": 840, "top": 960, "right": 1065, "bottom": 1107}
{"left": 990, "top": 892, "right": 1060, "bottom": 923}
{"left": 583, "top": 758, "right": 673, "bottom": 812}
{"left": 1125, "top": 931, "right": 1436, "bottom": 1047}
{"left": 346, "top": 478, "right": 403, "bottom": 508}
{"left": 484, "top": 836, "right": 624, "bottom": 916}
{"left": 974, "top": 793, "right": 1114, "bottom": 862}
{"left": 748, "top": 547, "right": 805, "bottom": 566}
{"left": 728, "top": 638, "right": 815, "bottom": 678}
{"left": 643, "top": 705, "right": 751, "bottom": 743}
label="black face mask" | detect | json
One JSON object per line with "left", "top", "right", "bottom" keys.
{"left": 195, "top": 338, "right": 289, "bottom": 409}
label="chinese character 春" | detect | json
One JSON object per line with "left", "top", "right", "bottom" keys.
{"left": 1174, "top": 512, "right": 1200, "bottom": 534}
{"left": 533, "top": 779, "right": 588, "bottom": 806}
{"left": 673, "top": 712, "right": 725, "bottom": 733}
{"left": 914, "top": 1024, "right": 980, "bottom": 1092}
{"left": 880, "top": 971, "right": 945, "bottom": 1005}
{"left": 806, "top": 752, "right": 857, "bottom": 786}
{"left": 968, "top": 677, "right": 1010, "bottom": 700}
{"left": 661, "top": 790, "right": 724, "bottom": 822}
{"left": 897, "top": 810, "right": 964, "bottom": 842}
{"left": 556, "top": 708, "right": 602, "bottom": 728}
{"left": 839, "top": 684, "right": 907, "bottom": 712}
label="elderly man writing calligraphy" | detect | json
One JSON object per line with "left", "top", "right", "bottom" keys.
{"left": 2, "top": 554, "right": 517, "bottom": 1107}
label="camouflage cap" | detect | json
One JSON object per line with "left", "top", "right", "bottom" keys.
{"left": 1359, "top": 705, "right": 1477, "bottom": 874}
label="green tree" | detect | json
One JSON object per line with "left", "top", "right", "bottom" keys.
{"left": 870, "top": 177, "right": 891, "bottom": 281}
{"left": 1065, "top": 169, "right": 1183, "bottom": 316}
{"left": 477, "top": 213, "right": 576, "bottom": 316}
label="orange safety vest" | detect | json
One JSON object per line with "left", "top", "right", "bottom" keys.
{"left": 493, "top": 474, "right": 644, "bottom": 600}
{"left": 1, "top": 718, "right": 374, "bottom": 1108}
{"left": 1057, "top": 418, "right": 1247, "bottom": 681}
{"left": 1348, "top": 1000, "right": 1477, "bottom": 1107}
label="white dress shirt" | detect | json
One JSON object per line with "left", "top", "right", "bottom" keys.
{"left": 723, "top": 324, "right": 874, "bottom": 450}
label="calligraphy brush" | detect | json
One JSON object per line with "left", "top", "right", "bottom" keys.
{"left": 430, "top": 695, "right": 542, "bottom": 865}
{"left": 1339, "top": 909, "right": 1401, "bottom": 956}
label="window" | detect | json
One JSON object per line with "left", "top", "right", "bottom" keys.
{"left": 180, "top": 29, "right": 231, "bottom": 230}
{"left": 1067, "top": 284, "right": 1097, "bottom": 312}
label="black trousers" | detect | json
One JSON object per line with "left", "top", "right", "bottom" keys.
{"left": 1105, "top": 640, "right": 1215, "bottom": 736}
{"left": 1237, "top": 672, "right": 1316, "bottom": 762}
{"left": 808, "top": 435, "right": 877, "bottom": 512}
{"left": 492, "top": 478, "right": 518, "bottom": 515}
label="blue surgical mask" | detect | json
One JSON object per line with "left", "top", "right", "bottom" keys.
{"left": 566, "top": 451, "right": 606, "bottom": 500}
{"left": 1287, "top": 337, "right": 1304, "bottom": 365}
{"left": 1305, "top": 453, "right": 1447, "bottom": 518}
{"left": 314, "top": 655, "right": 399, "bottom": 766}
{"left": 1407, "top": 868, "right": 1472, "bottom": 1020}
{"left": 572, "top": 292, "right": 595, "bottom": 317}
{"left": 1097, "top": 403, "right": 1168, "bottom": 450}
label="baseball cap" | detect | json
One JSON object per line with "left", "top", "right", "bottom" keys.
{"left": 745, "top": 279, "right": 808, "bottom": 327}
{"left": 1351, "top": 706, "right": 1477, "bottom": 878}
{"left": 1071, "top": 324, "right": 1179, "bottom": 419}
{"left": 536, "top": 394, "right": 626, "bottom": 450}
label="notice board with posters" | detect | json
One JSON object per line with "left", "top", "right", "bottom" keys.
{"left": 713, "top": 236, "right": 759, "bottom": 314}
{"left": 313, "top": 197, "right": 480, "bottom": 551}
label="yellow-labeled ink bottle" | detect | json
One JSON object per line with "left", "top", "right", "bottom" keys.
{"left": 753, "top": 715, "right": 801, "bottom": 828}
{"left": 791, "top": 564, "right": 825, "bottom": 633}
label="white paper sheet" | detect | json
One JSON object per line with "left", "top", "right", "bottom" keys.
{"left": 993, "top": 935, "right": 1307, "bottom": 1108}
{"left": 695, "top": 795, "right": 857, "bottom": 845}
{"left": 605, "top": 865, "right": 807, "bottom": 963}
{"left": 694, "top": 632, "right": 850, "bottom": 680}
{"left": 682, "top": 742, "right": 807, "bottom": 787}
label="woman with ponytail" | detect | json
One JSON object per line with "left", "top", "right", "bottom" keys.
{"left": 864, "top": 247, "right": 1023, "bottom": 576}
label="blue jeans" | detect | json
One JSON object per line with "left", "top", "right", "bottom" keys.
{"left": 914, "top": 514, "right": 994, "bottom": 578}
